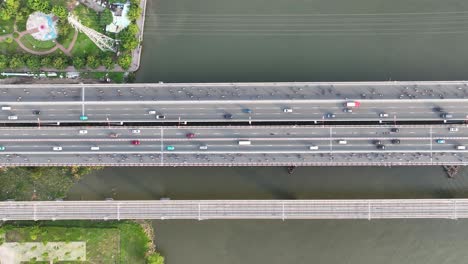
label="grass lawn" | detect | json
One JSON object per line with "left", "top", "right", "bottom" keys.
{"left": 71, "top": 32, "right": 101, "bottom": 56}
{"left": 82, "top": 72, "right": 125, "bottom": 83}
{"left": 72, "top": 4, "right": 102, "bottom": 33}
{"left": 2, "top": 221, "right": 150, "bottom": 263}
{"left": 0, "top": 40, "right": 20, "bottom": 54}
{"left": 0, "top": 19, "right": 15, "bottom": 36}
{"left": 59, "top": 29, "right": 77, "bottom": 50}
{"left": 20, "top": 35, "right": 57, "bottom": 52}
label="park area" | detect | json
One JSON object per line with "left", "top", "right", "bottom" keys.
{"left": 0, "top": 0, "right": 142, "bottom": 71}
{"left": 0, "top": 221, "right": 164, "bottom": 263}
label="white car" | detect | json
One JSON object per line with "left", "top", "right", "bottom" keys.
{"left": 309, "top": 145, "right": 319, "bottom": 150}
{"left": 52, "top": 147, "right": 62, "bottom": 151}
{"left": 132, "top": 129, "right": 141, "bottom": 134}
{"left": 379, "top": 113, "right": 389, "bottom": 117}
{"left": 283, "top": 108, "right": 293, "bottom": 113}
{"left": 148, "top": 110, "right": 157, "bottom": 114}
{"left": 79, "top": 130, "right": 88, "bottom": 134}
{"left": 199, "top": 145, "right": 208, "bottom": 150}
{"left": 7, "top": 116, "right": 17, "bottom": 120}
{"left": 449, "top": 127, "right": 459, "bottom": 132}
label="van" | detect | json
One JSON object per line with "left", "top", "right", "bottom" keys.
{"left": 1, "top": 106, "right": 11, "bottom": 110}
{"left": 52, "top": 147, "right": 62, "bottom": 151}
{"left": 456, "top": 145, "right": 466, "bottom": 150}
{"left": 199, "top": 145, "right": 208, "bottom": 150}
{"left": 309, "top": 145, "right": 319, "bottom": 150}
{"left": 7, "top": 116, "right": 17, "bottom": 120}
{"left": 239, "top": 140, "right": 251, "bottom": 145}
{"left": 90, "top": 146, "right": 100, "bottom": 151}
{"left": 338, "top": 140, "right": 347, "bottom": 145}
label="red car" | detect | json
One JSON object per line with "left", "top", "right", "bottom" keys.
{"left": 186, "top": 133, "right": 195, "bottom": 138}
{"left": 131, "top": 140, "right": 141, "bottom": 145}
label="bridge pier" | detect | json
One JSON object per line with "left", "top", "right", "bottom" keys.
{"left": 287, "top": 166, "right": 297, "bottom": 174}
{"left": 443, "top": 165, "right": 462, "bottom": 178}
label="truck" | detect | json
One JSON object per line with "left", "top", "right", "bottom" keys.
{"left": 344, "top": 101, "right": 360, "bottom": 108}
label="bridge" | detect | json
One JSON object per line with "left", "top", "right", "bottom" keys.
{"left": 0, "top": 81, "right": 468, "bottom": 166}
{"left": 1, "top": 199, "right": 467, "bottom": 221}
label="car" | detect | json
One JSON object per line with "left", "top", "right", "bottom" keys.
{"left": 433, "top": 107, "right": 443, "bottom": 112}
{"left": 52, "top": 146, "right": 62, "bottom": 151}
{"left": 166, "top": 145, "right": 175, "bottom": 151}
{"left": 456, "top": 145, "right": 466, "bottom": 150}
{"left": 0, "top": 146, "right": 5, "bottom": 151}
{"left": 391, "top": 139, "right": 401, "bottom": 144}
{"left": 243, "top": 108, "right": 252, "bottom": 114}
{"left": 131, "top": 140, "right": 141, "bottom": 145}
{"left": 80, "top": 115, "right": 88, "bottom": 121}
{"left": 79, "top": 130, "right": 88, "bottom": 134}
{"left": 224, "top": 113, "right": 233, "bottom": 119}
{"left": 186, "top": 133, "right": 195, "bottom": 138}
{"left": 309, "top": 145, "right": 319, "bottom": 150}
{"left": 372, "top": 140, "right": 382, "bottom": 145}
{"left": 148, "top": 110, "right": 157, "bottom": 114}
{"left": 449, "top": 127, "right": 459, "bottom": 132}
{"left": 377, "top": 145, "right": 386, "bottom": 150}
{"left": 132, "top": 129, "right": 141, "bottom": 134}
{"left": 283, "top": 108, "right": 293, "bottom": 113}
{"left": 109, "top": 133, "right": 119, "bottom": 138}
{"left": 440, "top": 113, "right": 453, "bottom": 118}
{"left": 390, "top": 128, "right": 400, "bottom": 133}
{"left": 338, "top": 140, "right": 347, "bottom": 145}
{"left": 7, "top": 116, "right": 17, "bottom": 120}
{"left": 156, "top": 115, "right": 166, "bottom": 119}
{"left": 32, "top": 110, "right": 40, "bottom": 115}
{"left": 90, "top": 146, "right": 100, "bottom": 151}
{"left": 436, "top": 139, "right": 446, "bottom": 144}
{"left": 325, "top": 113, "right": 336, "bottom": 118}
{"left": 343, "top": 108, "right": 353, "bottom": 113}
{"left": 344, "top": 101, "right": 361, "bottom": 108}
{"left": 199, "top": 145, "right": 208, "bottom": 150}
{"left": 379, "top": 113, "right": 389, "bottom": 118}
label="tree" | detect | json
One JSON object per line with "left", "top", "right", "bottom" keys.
{"left": 0, "top": 0, "right": 20, "bottom": 20}
{"left": 73, "top": 57, "right": 85, "bottom": 69}
{"left": 147, "top": 253, "right": 164, "bottom": 264}
{"left": 0, "top": 55, "right": 9, "bottom": 70}
{"left": 99, "top": 9, "right": 113, "bottom": 27}
{"left": 9, "top": 55, "right": 24, "bottom": 69}
{"left": 86, "top": 55, "right": 100, "bottom": 69}
{"left": 101, "top": 55, "right": 114, "bottom": 70}
{"left": 40, "top": 57, "right": 52, "bottom": 67}
{"left": 26, "top": 56, "right": 41, "bottom": 71}
{"left": 52, "top": 56, "right": 67, "bottom": 70}
{"left": 27, "top": 0, "right": 50, "bottom": 13}
{"left": 52, "top": 6, "right": 68, "bottom": 20}
{"left": 127, "top": 5, "right": 141, "bottom": 21}
{"left": 117, "top": 53, "right": 132, "bottom": 69}
{"left": 127, "top": 24, "right": 139, "bottom": 35}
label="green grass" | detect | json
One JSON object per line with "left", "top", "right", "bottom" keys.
{"left": 81, "top": 72, "right": 125, "bottom": 83}
{"left": 72, "top": 5, "right": 102, "bottom": 33}
{"left": 2, "top": 221, "right": 150, "bottom": 264}
{"left": 0, "top": 19, "right": 15, "bottom": 35}
{"left": 20, "top": 34, "right": 57, "bottom": 52}
{"left": 71, "top": 33, "right": 101, "bottom": 56}
{"left": 59, "top": 29, "right": 77, "bottom": 50}
{"left": 0, "top": 39, "right": 20, "bottom": 54}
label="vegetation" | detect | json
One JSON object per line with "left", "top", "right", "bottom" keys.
{"left": 0, "top": 221, "right": 163, "bottom": 263}
{"left": 0, "top": 0, "right": 143, "bottom": 71}
{"left": 0, "top": 167, "right": 102, "bottom": 201}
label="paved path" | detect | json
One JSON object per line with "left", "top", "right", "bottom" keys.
{"left": 1, "top": 199, "right": 468, "bottom": 221}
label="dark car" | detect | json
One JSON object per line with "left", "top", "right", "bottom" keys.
{"left": 186, "top": 133, "right": 195, "bottom": 138}
{"left": 243, "top": 108, "right": 252, "bottom": 114}
{"left": 325, "top": 113, "right": 336, "bottom": 118}
{"left": 433, "top": 107, "right": 443, "bottom": 112}
{"left": 440, "top": 113, "right": 453, "bottom": 119}
{"left": 372, "top": 140, "right": 382, "bottom": 145}
{"left": 224, "top": 113, "right": 233, "bottom": 119}
{"left": 391, "top": 139, "right": 401, "bottom": 144}
{"left": 377, "top": 145, "right": 386, "bottom": 150}
{"left": 32, "top": 110, "right": 40, "bottom": 115}
{"left": 390, "top": 128, "right": 400, "bottom": 133}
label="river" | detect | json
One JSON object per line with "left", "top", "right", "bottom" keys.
{"left": 75, "top": 0, "right": 468, "bottom": 263}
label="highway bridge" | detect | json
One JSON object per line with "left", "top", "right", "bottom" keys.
{"left": 1, "top": 81, "right": 468, "bottom": 123}
{"left": 1, "top": 199, "right": 467, "bottom": 221}
{"left": 0, "top": 125, "right": 467, "bottom": 166}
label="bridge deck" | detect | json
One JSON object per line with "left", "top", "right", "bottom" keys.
{"left": 1, "top": 199, "right": 467, "bottom": 221}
